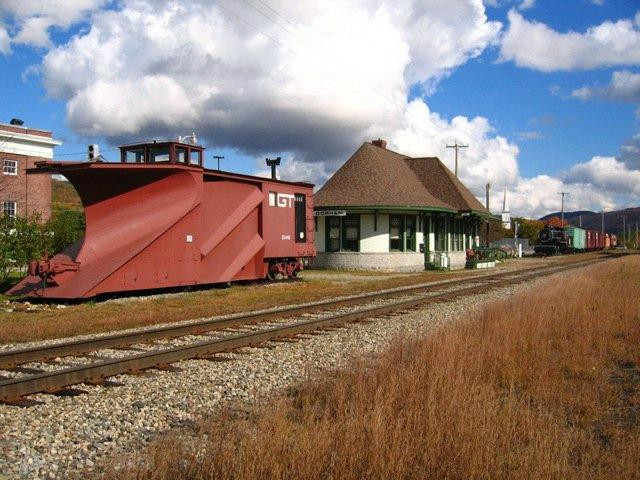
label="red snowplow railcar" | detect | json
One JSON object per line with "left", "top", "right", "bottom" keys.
{"left": 7, "top": 140, "right": 316, "bottom": 299}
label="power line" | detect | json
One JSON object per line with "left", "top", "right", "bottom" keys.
{"left": 212, "top": 1, "right": 404, "bottom": 122}
{"left": 213, "top": 0, "right": 463, "bottom": 159}
{"left": 240, "top": 0, "right": 407, "bottom": 111}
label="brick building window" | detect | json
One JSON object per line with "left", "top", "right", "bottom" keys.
{"left": 3, "top": 201, "right": 17, "bottom": 219}
{"left": 2, "top": 159, "right": 17, "bottom": 175}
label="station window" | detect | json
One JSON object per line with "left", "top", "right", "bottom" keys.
{"left": 326, "top": 217, "right": 341, "bottom": 252}
{"left": 405, "top": 216, "right": 416, "bottom": 251}
{"left": 453, "top": 219, "right": 459, "bottom": 251}
{"left": 149, "top": 146, "right": 170, "bottom": 163}
{"left": 2, "top": 201, "right": 17, "bottom": 219}
{"left": 390, "top": 214, "right": 416, "bottom": 252}
{"left": 176, "top": 147, "right": 187, "bottom": 163}
{"left": 389, "top": 215, "right": 403, "bottom": 251}
{"left": 190, "top": 150, "right": 202, "bottom": 166}
{"left": 435, "top": 217, "right": 446, "bottom": 251}
{"left": 342, "top": 214, "right": 360, "bottom": 252}
{"left": 3, "top": 159, "right": 17, "bottom": 175}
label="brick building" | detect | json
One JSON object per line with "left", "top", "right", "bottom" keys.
{"left": 0, "top": 120, "right": 61, "bottom": 221}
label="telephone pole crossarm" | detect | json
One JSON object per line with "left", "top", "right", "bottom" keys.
{"left": 446, "top": 142, "right": 469, "bottom": 177}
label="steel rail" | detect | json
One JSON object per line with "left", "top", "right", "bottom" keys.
{"left": 0, "top": 258, "right": 609, "bottom": 404}
{"left": 0, "top": 259, "right": 598, "bottom": 369}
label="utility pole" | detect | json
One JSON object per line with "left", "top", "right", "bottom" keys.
{"left": 212, "top": 155, "right": 224, "bottom": 170}
{"left": 558, "top": 192, "right": 569, "bottom": 226}
{"left": 485, "top": 182, "right": 491, "bottom": 247}
{"left": 601, "top": 210, "right": 605, "bottom": 236}
{"left": 623, "top": 214, "right": 626, "bottom": 246}
{"left": 446, "top": 141, "right": 468, "bottom": 177}
{"left": 579, "top": 215, "right": 582, "bottom": 227}
{"left": 485, "top": 182, "right": 491, "bottom": 210}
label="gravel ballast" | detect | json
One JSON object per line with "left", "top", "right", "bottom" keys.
{"left": 0, "top": 269, "right": 580, "bottom": 479}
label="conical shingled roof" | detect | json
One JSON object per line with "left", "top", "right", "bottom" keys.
{"left": 405, "top": 157, "right": 488, "bottom": 212}
{"left": 315, "top": 142, "right": 489, "bottom": 214}
{"left": 315, "top": 142, "right": 453, "bottom": 210}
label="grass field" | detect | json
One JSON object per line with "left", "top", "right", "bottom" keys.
{"left": 100, "top": 254, "right": 639, "bottom": 480}
{"left": 0, "top": 252, "right": 605, "bottom": 344}
{"left": 0, "top": 269, "right": 451, "bottom": 344}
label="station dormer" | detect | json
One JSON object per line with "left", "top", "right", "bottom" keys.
{"left": 119, "top": 140, "right": 204, "bottom": 167}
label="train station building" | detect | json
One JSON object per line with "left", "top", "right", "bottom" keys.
{"left": 312, "top": 139, "right": 490, "bottom": 271}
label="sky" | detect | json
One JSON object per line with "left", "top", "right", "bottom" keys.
{"left": 1, "top": 0, "right": 639, "bottom": 219}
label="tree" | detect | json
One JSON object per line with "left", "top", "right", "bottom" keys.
{"left": 514, "top": 218, "right": 545, "bottom": 245}
{"left": 47, "top": 209, "right": 85, "bottom": 253}
{"left": 0, "top": 213, "right": 50, "bottom": 282}
{"left": 545, "top": 216, "right": 568, "bottom": 227}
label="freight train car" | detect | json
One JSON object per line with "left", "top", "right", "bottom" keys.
{"left": 7, "top": 140, "right": 316, "bottom": 299}
{"left": 565, "top": 227, "right": 586, "bottom": 251}
{"left": 535, "top": 224, "right": 616, "bottom": 255}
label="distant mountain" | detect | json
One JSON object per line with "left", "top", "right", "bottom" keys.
{"left": 539, "top": 210, "right": 596, "bottom": 222}
{"left": 538, "top": 208, "right": 640, "bottom": 235}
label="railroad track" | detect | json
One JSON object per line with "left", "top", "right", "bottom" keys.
{"left": 0, "top": 257, "right": 610, "bottom": 406}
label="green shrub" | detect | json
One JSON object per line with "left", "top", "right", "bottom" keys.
{"left": 47, "top": 209, "right": 85, "bottom": 254}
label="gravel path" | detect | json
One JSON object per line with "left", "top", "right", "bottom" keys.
{"left": 0, "top": 269, "right": 574, "bottom": 479}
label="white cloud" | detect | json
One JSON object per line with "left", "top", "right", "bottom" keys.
{"left": 500, "top": 9, "right": 640, "bottom": 71}
{"left": 39, "top": 0, "right": 501, "bottom": 165}
{"left": 507, "top": 174, "right": 617, "bottom": 219}
{"left": 390, "top": 99, "right": 519, "bottom": 197}
{"left": 564, "top": 156, "right": 640, "bottom": 196}
{"left": 572, "top": 70, "right": 640, "bottom": 103}
{"left": 0, "top": 23, "right": 9, "bottom": 54}
{"left": 590, "top": 0, "right": 604, "bottom": 5}
{"left": 516, "top": 130, "right": 542, "bottom": 140}
{"left": 619, "top": 133, "right": 640, "bottom": 170}
{"left": 0, "top": 0, "right": 106, "bottom": 48}
{"left": 518, "top": 0, "right": 535, "bottom": 11}
{"left": 11, "top": 0, "right": 639, "bottom": 219}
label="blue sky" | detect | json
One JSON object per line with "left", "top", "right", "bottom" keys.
{"left": 1, "top": 0, "right": 639, "bottom": 217}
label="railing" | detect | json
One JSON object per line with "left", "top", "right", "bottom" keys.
{"left": 466, "top": 247, "right": 506, "bottom": 268}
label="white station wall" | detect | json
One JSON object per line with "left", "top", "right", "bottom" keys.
{"left": 360, "top": 214, "right": 389, "bottom": 253}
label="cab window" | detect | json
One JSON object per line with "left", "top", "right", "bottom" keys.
{"left": 190, "top": 149, "right": 202, "bottom": 166}
{"left": 176, "top": 147, "right": 187, "bottom": 163}
{"left": 149, "top": 147, "right": 170, "bottom": 162}
{"left": 124, "top": 148, "right": 145, "bottom": 163}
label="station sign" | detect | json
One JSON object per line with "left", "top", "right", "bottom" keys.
{"left": 314, "top": 210, "right": 347, "bottom": 217}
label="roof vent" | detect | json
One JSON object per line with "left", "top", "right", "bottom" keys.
{"left": 372, "top": 138, "right": 387, "bottom": 149}
{"left": 9, "top": 118, "right": 24, "bottom": 126}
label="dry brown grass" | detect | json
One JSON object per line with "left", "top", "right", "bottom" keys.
{"left": 0, "top": 253, "right": 604, "bottom": 344}
{"left": 0, "top": 270, "right": 451, "bottom": 344}
{"left": 101, "top": 254, "right": 640, "bottom": 480}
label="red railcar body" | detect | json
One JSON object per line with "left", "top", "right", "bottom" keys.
{"left": 7, "top": 141, "right": 316, "bottom": 299}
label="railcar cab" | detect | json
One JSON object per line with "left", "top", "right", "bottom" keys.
{"left": 120, "top": 140, "right": 204, "bottom": 167}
